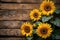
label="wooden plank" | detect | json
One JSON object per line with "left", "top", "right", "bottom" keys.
{"left": 0, "top": 4, "right": 39, "bottom": 9}
{"left": 0, "top": 29, "right": 60, "bottom": 39}
{"left": 0, "top": 21, "right": 31, "bottom": 29}
{"left": 0, "top": 4, "right": 60, "bottom": 10}
{"left": 0, "top": 29, "right": 23, "bottom": 36}
{"left": 56, "top": 5, "right": 60, "bottom": 10}
{"left": 0, "top": 21, "right": 23, "bottom": 29}
{"left": 0, "top": 36, "right": 59, "bottom": 40}
{"left": 1, "top": 0, "right": 60, "bottom": 4}
{"left": 0, "top": 0, "right": 42, "bottom": 3}
{"left": 0, "top": 9, "right": 60, "bottom": 21}
{"left": 0, "top": 9, "right": 30, "bottom": 20}
{"left": 54, "top": 0, "right": 60, "bottom": 4}
{"left": 0, "top": 38, "right": 26, "bottom": 40}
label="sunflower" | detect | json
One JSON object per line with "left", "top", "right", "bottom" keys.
{"left": 36, "top": 23, "right": 53, "bottom": 39}
{"left": 30, "top": 9, "right": 41, "bottom": 21}
{"left": 40, "top": 0, "right": 55, "bottom": 16}
{"left": 21, "top": 22, "right": 33, "bottom": 37}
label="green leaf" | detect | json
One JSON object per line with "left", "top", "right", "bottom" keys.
{"left": 31, "top": 20, "right": 35, "bottom": 23}
{"left": 42, "top": 16, "right": 53, "bottom": 22}
{"left": 55, "top": 35, "right": 60, "bottom": 39}
{"left": 51, "top": 34, "right": 56, "bottom": 40}
{"left": 55, "top": 10, "right": 60, "bottom": 14}
{"left": 54, "top": 29, "right": 60, "bottom": 39}
{"left": 27, "top": 37, "right": 33, "bottom": 40}
{"left": 35, "top": 21, "right": 41, "bottom": 26}
{"left": 33, "top": 29, "right": 36, "bottom": 34}
{"left": 37, "top": 37, "right": 43, "bottom": 40}
{"left": 51, "top": 29, "right": 60, "bottom": 40}
{"left": 55, "top": 29, "right": 60, "bottom": 35}
{"left": 50, "top": 18, "right": 60, "bottom": 27}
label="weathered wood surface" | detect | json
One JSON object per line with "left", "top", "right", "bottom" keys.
{"left": 0, "top": 21, "right": 22, "bottom": 29}
{"left": 0, "top": 36, "right": 60, "bottom": 40}
{"left": 0, "top": 9, "right": 60, "bottom": 21}
{"left": 0, "top": 4, "right": 60, "bottom": 9}
{"left": 0, "top": 38, "right": 26, "bottom": 40}
{"left": 1, "top": 0, "right": 60, "bottom": 4}
{"left": 0, "top": 9, "right": 31, "bottom": 20}
{"left": 0, "top": 4, "right": 39, "bottom": 9}
{"left": 0, "top": 0, "right": 43, "bottom": 3}
{"left": 0, "top": 29, "right": 60, "bottom": 39}
{"left": 0, "top": 21, "right": 30, "bottom": 29}
{"left": 0, "top": 0, "right": 60, "bottom": 40}
{"left": 0, "top": 29, "right": 22, "bottom": 36}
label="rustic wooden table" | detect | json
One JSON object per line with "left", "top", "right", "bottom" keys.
{"left": 0, "top": 0, "right": 60, "bottom": 40}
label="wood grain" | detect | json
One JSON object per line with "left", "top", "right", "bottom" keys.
{"left": 1, "top": 0, "right": 60, "bottom": 4}
{"left": 54, "top": 0, "right": 60, "bottom": 4}
{"left": 0, "top": 0, "right": 60, "bottom": 40}
{"left": 0, "top": 0, "right": 42, "bottom": 3}
{"left": 0, "top": 4, "right": 39, "bottom": 9}
{"left": 0, "top": 4, "right": 60, "bottom": 10}
{"left": 0, "top": 29, "right": 60, "bottom": 39}
{"left": 0, "top": 29, "right": 22, "bottom": 36}
{"left": 0, "top": 21, "right": 31, "bottom": 29}
{"left": 0, "top": 9, "right": 60, "bottom": 21}
{"left": 0, "top": 9, "right": 31, "bottom": 20}
{"left": 0, "top": 38, "right": 26, "bottom": 40}
{"left": 0, "top": 21, "right": 23, "bottom": 29}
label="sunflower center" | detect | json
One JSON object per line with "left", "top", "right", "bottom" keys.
{"left": 44, "top": 5, "right": 51, "bottom": 11}
{"left": 33, "top": 13, "right": 38, "bottom": 18}
{"left": 24, "top": 26, "right": 30, "bottom": 33}
{"left": 40, "top": 28, "right": 48, "bottom": 34}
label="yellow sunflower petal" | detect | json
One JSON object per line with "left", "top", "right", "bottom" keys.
{"left": 21, "top": 22, "right": 33, "bottom": 37}
{"left": 30, "top": 9, "right": 42, "bottom": 21}
{"left": 40, "top": 0, "right": 56, "bottom": 16}
{"left": 33, "top": 23, "right": 36, "bottom": 28}
{"left": 36, "top": 23, "right": 53, "bottom": 39}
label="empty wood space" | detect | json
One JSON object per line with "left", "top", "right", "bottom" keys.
{"left": 0, "top": 21, "right": 31, "bottom": 29}
{"left": 0, "top": 4, "right": 40, "bottom": 9}
{"left": 0, "top": 9, "right": 31, "bottom": 20}
{"left": 0, "top": 38, "right": 26, "bottom": 40}
{"left": 1, "top": 0, "right": 60, "bottom": 4}
{"left": 0, "top": 29, "right": 23, "bottom": 36}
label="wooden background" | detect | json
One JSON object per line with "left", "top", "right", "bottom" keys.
{"left": 0, "top": 0, "right": 60, "bottom": 40}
